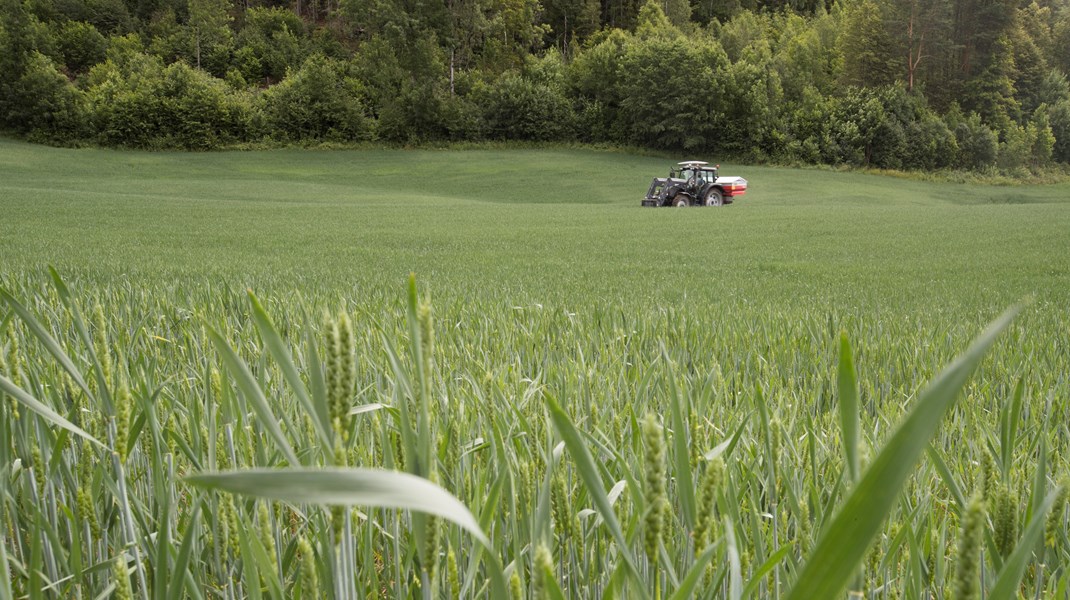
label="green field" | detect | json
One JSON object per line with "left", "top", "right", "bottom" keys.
{"left": 1, "top": 138, "right": 1069, "bottom": 599}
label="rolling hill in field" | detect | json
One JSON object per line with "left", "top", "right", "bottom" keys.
{"left": 3, "top": 138, "right": 1068, "bottom": 310}
{"left": 2, "top": 137, "right": 1070, "bottom": 599}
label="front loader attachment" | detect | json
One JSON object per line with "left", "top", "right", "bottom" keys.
{"left": 642, "top": 178, "right": 668, "bottom": 207}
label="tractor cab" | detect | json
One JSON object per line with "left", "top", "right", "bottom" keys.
{"left": 672, "top": 161, "right": 719, "bottom": 188}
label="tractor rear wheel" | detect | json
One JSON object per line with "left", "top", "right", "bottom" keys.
{"left": 673, "top": 195, "right": 690, "bottom": 207}
{"left": 704, "top": 189, "right": 724, "bottom": 207}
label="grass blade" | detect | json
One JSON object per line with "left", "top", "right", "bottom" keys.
{"left": 725, "top": 517, "right": 742, "bottom": 600}
{"left": 668, "top": 376, "right": 696, "bottom": 530}
{"left": 204, "top": 322, "right": 300, "bottom": 466}
{"left": 668, "top": 541, "right": 720, "bottom": 600}
{"left": 784, "top": 306, "right": 1019, "bottom": 600}
{"left": 926, "top": 445, "right": 967, "bottom": 510}
{"left": 46, "top": 266, "right": 113, "bottom": 411}
{"left": 247, "top": 291, "right": 332, "bottom": 447}
{"left": 837, "top": 332, "right": 860, "bottom": 483}
{"left": 186, "top": 467, "right": 508, "bottom": 597}
{"left": 166, "top": 505, "right": 200, "bottom": 600}
{"left": 1000, "top": 377, "right": 1025, "bottom": 479}
{"left": 544, "top": 392, "right": 641, "bottom": 586}
{"left": 741, "top": 544, "right": 791, "bottom": 599}
{"left": 184, "top": 467, "right": 490, "bottom": 547}
{"left": 0, "top": 374, "right": 105, "bottom": 448}
{"left": 0, "top": 288, "right": 92, "bottom": 400}
{"left": 0, "top": 532, "right": 12, "bottom": 600}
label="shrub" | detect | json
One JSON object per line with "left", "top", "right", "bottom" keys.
{"left": 1046, "top": 100, "right": 1070, "bottom": 163}
{"left": 953, "top": 113, "right": 998, "bottom": 170}
{"left": 86, "top": 52, "right": 256, "bottom": 149}
{"left": 261, "top": 54, "right": 372, "bottom": 142}
{"left": 376, "top": 79, "right": 481, "bottom": 143}
{"left": 901, "top": 113, "right": 957, "bottom": 171}
{"left": 472, "top": 71, "right": 574, "bottom": 141}
{"left": 7, "top": 51, "right": 86, "bottom": 142}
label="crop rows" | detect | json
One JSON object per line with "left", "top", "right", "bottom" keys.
{"left": 0, "top": 267, "right": 1066, "bottom": 599}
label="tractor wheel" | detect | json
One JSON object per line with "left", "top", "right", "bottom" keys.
{"left": 704, "top": 189, "right": 724, "bottom": 207}
{"left": 673, "top": 195, "right": 690, "bottom": 207}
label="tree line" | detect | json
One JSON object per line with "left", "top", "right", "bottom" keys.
{"left": 2, "top": 0, "right": 1070, "bottom": 173}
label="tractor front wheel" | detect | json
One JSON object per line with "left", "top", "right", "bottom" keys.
{"left": 673, "top": 195, "right": 690, "bottom": 207}
{"left": 704, "top": 189, "right": 724, "bottom": 207}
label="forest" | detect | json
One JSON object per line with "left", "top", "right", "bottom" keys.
{"left": 2, "top": 0, "right": 1070, "bottom": 173}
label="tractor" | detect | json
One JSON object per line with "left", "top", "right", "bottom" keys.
{"left": 642, "top": 161, "right": 748, "bottom": 207}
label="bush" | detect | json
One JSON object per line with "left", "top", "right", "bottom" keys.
{"left": 7, "top": 51, "right": 86, "bottom": 142}
{"left": 472, "top": 71, "right": 574, "bottom": 141}
{"left": 261, "top": 54, "right": 372, "bottom": 142}
{"left": 376, "top": 79, "right": 480, "bottom": 143}
{"left": 901, "top": 113, "right": 957, "bottom": 171}
{"left": 953, "top": 113, "right": 998, "bottom": 170}
{"left": 1047, "top": 100, "right": 1070, "bottom": 163}
{"left": 87, "top": 52, "right": 257, "bottom": 148}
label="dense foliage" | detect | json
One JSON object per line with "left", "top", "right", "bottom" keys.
{"left": 3, "top": 0, "right": 1070, "bottom": 172}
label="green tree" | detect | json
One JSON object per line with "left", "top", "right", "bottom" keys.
{"left": 55, "top": 20, "right": 107, "bottom": 74}
{"left": 634, "top": 0, "right": 677, "bottom": 38}
{"left": 1009, "top": 22, "right": 1049, "bottom": 115}
{"left": 262, "top": 54, "right": 373, "bottom": 142}
{"left": 771, "top": 11, "right": 841, "bottom": 101}
{"left": 566, "top": 28, "right": 630, "bottom": 142}
{"left": 188, "top": 0, "right": 233, "bottom": 72}
{"left": 617, "top": 32, "right": 729, "bottom": 150}
{"left": 7, "top": 51, "right": 86, "bottom": 142}
{"left": 542, "top": 0, "right": 599, "bottom": 52}
{"left": 472, "top": 69, "right": 574, "bottom": 140}
{"left": 837, "top": 0, "right": 897, "bottom": 89}
{"left": 885, "top": 0, "right": 952, "bottom": 92}
{"left": 234, "top": 7, "right": 306, "bottom": 83}
{"left": 962, "top": 34, "right": 1019, "bottom": 133}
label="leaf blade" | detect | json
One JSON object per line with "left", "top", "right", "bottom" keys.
{"left": 784, "top": 306, "right": 1019, "bottom": 600}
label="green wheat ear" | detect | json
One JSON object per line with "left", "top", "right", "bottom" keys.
{"left": 418, "top": 295, "right": 434, "bottom": 368}
{"left": 115, "top": 377, "right": 132, "bottom": 463}
{"left": 509, "top": 569, "right": 524, "bottom": 600}
{"left": 92, "top": 303, "right": 112, "bottom": 392}
{"left": 952, "top": 492, "right": 986, "bottom": 600}
{"left": 326, "top": 310, "right": 355, "bottom": 446}
{"left": 642, "top": 412, "right": 668, "bottom": 566}
{"left": 993, "top": 483, "right": 1019, "bottom": 558}
{"left": 422, "top": 474, "right": 442, "bottom": 582}
{"left": 533, "top": 544, "right": 555, "bottom": 600}
{"left": 1046, "top": 477, "right": 1068, "bottom": 549}
{"left": 694, "top": 455, "right": 724, "bottom": 551}
{"left": 297, "top": 537, "right": 318, "bottom": 598}
{"left": 4, "top": 322, "right": 22, "bottom": 391}
{"left": 257, "top": 502, "right": 278, "bottom": 575}
{"left": 981, "top": 450, "right": 997, "bottom": 503}
{"left": 112, "top": 556, "right": 133, "bottom": 600}
{"left": 447, "top": 546, "right": 460, "bottom": 599}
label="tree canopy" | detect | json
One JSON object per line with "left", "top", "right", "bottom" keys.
{"left": 2, "top": 0, "right": 1070, "bottom": 173}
